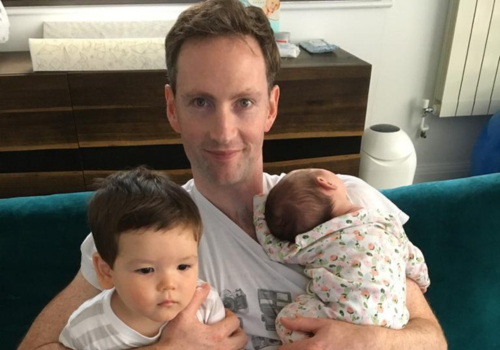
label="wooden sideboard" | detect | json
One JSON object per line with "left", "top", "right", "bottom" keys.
{"left": 0, "top": 49, "right": 371, "bottom": 198}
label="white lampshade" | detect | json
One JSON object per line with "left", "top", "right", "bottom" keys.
{"left": 359, "top": 124, "right": 417, "bottom": 190}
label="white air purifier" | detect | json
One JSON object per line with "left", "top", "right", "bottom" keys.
{"left": 359, "top": 124, "right": 416, "bottom": 190}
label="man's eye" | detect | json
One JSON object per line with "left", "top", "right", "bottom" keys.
{"left": 178, "top": 264, "right": 191, "bottom": 271}
{"left": 136, "top": 267, "right": 154, "bottom": 274}
{"left": 239, "top": 99, "right": 252, "bottom": 108}
{"left": 194, "top": 98, "right": 207, "bottom": 107}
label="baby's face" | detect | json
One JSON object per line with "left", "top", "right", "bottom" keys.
{"left": 110, "top": 226, "right": 199, "bottom": 333}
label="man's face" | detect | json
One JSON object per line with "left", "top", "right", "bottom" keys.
{"left": 166, "top": 35, "right": 279, "bottom": 187}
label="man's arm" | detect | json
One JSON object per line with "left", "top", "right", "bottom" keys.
{"left": 17, "top": 271, "right": 100, "bottom": 350}
{"left": 279, "top": 278, "right": 447, "bottom": 350}
{"left": 18, "top": 274, "right": 247, "bottom": 350}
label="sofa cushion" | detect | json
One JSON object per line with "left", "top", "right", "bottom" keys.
{"left": 382, "top": 173, "right": 500, "bottom": 350}
{"left": 0, "top": 191, "right": 92, "bottom": 349}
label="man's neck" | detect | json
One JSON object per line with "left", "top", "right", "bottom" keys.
{"left": 194, "top": 173, "right": 263, "bottom": 239}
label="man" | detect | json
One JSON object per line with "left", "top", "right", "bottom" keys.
{"left": 18, "top": 0, "right": 447, "bottom": 349}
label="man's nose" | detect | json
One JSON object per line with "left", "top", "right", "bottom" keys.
{"left": 210, "top": 106, "right": 237, "bottom": 144}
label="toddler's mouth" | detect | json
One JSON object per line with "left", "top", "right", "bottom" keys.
{"left": 158, "top": 299, "right": 176, "bottom": 306}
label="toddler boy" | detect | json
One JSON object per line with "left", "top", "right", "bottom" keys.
{"left": 60, "top": 167, "right": 225, "bottom": 349}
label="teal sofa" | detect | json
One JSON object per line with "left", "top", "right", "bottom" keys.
{"left": 1, "top": 174, "right": 499, "bottom": 350}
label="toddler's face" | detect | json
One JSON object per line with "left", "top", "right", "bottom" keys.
{"left": 110, "top": 226, "right": 199, "bottom": 334}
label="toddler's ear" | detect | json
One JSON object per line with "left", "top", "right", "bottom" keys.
{"left": 93, "top": 253, "right": 115, "bottom": 290}
{"left": 316, "top": 176, "right": 338, "bottom": 190}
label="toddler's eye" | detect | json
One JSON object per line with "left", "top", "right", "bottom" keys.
{"left": 136, "top": 267, "right": 154, "bottom": 274}
{"left": 178, "top": 264, "right": 191, "bottom": 271}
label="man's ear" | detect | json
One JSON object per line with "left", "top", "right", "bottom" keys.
{"left": 316, "top": 176, "right": 338, "bottom": 190}
{"left": 165, "top": 84, "right": 180, "bottom": 133}
{"left": 93, "top": 253, "right": 115, "bottom": 290}
{"left": 265, "top": 85, "right": 280, "bottom": 132}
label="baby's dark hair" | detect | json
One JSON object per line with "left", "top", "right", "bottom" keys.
{"left": 88, "top": 167, "right": 202, "bottom": 268}
{"left": 265, "top": 170, "right": 333, "bottom": 242}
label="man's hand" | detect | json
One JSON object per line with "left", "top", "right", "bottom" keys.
{"left": 278, "top": 317, "right": 378, "bottom": 350}
{"left": 158, "top": 283, "right": 247, "bottom": 350}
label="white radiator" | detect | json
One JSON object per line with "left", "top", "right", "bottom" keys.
{"left": 434, "top": 0, "right": 500, "bottom": 117}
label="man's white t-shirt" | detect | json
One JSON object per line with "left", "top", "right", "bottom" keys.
{"left": 81, "top": 173, "right": 408, "bottom": 350}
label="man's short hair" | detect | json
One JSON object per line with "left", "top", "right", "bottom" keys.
{"left": 88, "top": 167, "right": 202, "bottom": 267}
{"left": 165, "top": 0, "right": 281, "bottom": 93}
{"left": 265, "top": 170, "right": 333, "bottom": 242}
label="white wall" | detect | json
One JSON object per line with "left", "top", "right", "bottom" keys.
{"left": 282, "top": 0, "right": 491, "bottom": 183}
{"left": 1, "top": 0, "right": 492, "bottom": 183}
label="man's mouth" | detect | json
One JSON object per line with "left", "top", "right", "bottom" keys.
{"left": 205, "top": 149, "right": 240, "bottom": 160}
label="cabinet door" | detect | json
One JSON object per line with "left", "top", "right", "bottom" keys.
{"left": 68, "top": 71, "right": 193, "bottom": 187}
{"left": 266, "top": 49, "right": 371, "bottom": 175}
{"left": 0, "top": 74, "right": 85, "bottom": 198}
{"left": 69, "top": 71, "right": 174, "bottom": 147}
{"left": 273, "top": 65, "right": 369, "bottom": 140}
{"left": 80, "top": 144, "right": 192, "bottom": 189}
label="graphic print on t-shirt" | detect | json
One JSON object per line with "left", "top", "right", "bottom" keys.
{"left": 221, "top": 288, "right": 249, "bottom": 313}
{"left": 220, "top": 287, "right": 292, "bottom": 349}
{"left": 251, "top": 289, "right": 292, "bottom": 349}
{"left": 257, "top": 288, "right": 292, "bottom": 331}
{"left": 250, "top": 335, "right": 282, "bottom": 350}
